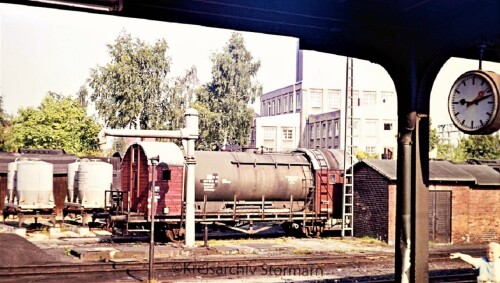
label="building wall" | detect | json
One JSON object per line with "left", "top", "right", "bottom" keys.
{"left": 388, "top": 183, "right": 397, "bottom": 245}
{"left": 447, "top": 185, "right": 500, "bottom": 243}
{"left": 258, "top": 51, "right": 398, "bottom": 156}
{"left": 253, "top": 113, "right": 301, "bottom": 152}
{"left": 307, "top": 111, "right": 341, "bottom": 149}
{"left": 353, "top": 163, "right": 390, "bottom": 242}
{"left": 354, "top": 165, "right": 500, "bottom": 244}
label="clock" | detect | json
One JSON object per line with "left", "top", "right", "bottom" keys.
{"left": 448, "top": 70, "right": 500, "bottom": 135}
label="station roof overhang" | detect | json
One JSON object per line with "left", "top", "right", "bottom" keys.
{"left": 6, "top": 0, "right": 499, "bottom": 70}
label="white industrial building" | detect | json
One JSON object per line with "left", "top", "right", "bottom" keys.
{"left": 250, "top": 50, "right": 398, "bottom": 159}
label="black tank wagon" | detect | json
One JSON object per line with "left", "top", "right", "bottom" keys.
{"left": 109, "top": 142, "right": 349, "bottom": 240}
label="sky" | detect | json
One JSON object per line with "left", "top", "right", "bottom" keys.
{"left": 1, "top": 3, "right": 500, "bottom": 127}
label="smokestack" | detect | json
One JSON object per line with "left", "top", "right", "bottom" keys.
{"left": 296, "top": 43, "right": 303, "bottom": 82}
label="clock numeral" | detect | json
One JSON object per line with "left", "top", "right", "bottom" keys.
{"left": 481, "top": 80, "right": 486, "bottom": 86}
{"left": 472, "top": 77, "right": 475, "bottom": 85}
{"left": 487, "top": 112, "right": 492, "bottom": 117}
{"left": 455, "top": 89, "right": 461, "bottom": 94}
{"left": 454, "top": 112, "right": 460, "bottom": 116}
{"left": 480, "top": 120, "right": 484, "bottom": 126}
{"left": 461, "top": 119, "right": 465, "bottom": 125}
{"left": 488, "top": 101, "right": 493, "bottom": 104}
{"left": 471, "top": 121, "right": 474, "bottom": 128}
{"left": 462, "top": 80, "right": 466, "bottom": 87}
{"left": 485, "top": 87, "right": 492, "bottom": 93}
{"left": 452, "top": 101, "right": 459, "bottom": 104}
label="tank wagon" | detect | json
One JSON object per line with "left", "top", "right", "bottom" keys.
{"left": 109, "top": 141, "right": 348, "bottom": 240}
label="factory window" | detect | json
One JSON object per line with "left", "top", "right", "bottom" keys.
{"left": 272, "top": 100, "right": 276, "bottom": 115}
{"left": 366, "top": 146, "right": 376, "bottom": 155}
{"left": 289, "top": 94, "right": 293, "bottom": 111}
{"left": 310, "top": 89, "right": 323, "bottom": 108}
{"left": 263, "top": 127, "right": 276, "bottom": 140}
{"left": 283, "top": 128, "right": 293, "bottom": 140}
{"left": 328, "top": 122, "right": 333, "bottom": 137}
{"left": 347, "top": 90, "right": 360, "bottom": 107}
{"left": 277, "top": 98, "right": 281, "bottom": 114}
{"left": 382, "top": 91, "right": 394, "bottom": 104}
{"left": 322, "top": 123, "right": 327, "bottom": 138}
{"left": 352, "top": 119, "right": 360, "bottom": 137}
{"left": 362, "top": 91, "right": 377, "bottom": 105}
{"left": 296, "top": 91, "right": 302, "bottom": 110}
{"left": 365, "top": 120, "right": 378, "bottom": 137}
{"left": 334, "top": 121, "right": 340, "bottom": 137}
{"left": 310, "top": 124, "right": 315, "bottom": 140}
{"left": 262, "top": 102, "right": 266, "bottom": 115}
{"left": 384, "top": 123, "right": 393, "bottom": 130}
{"left": 284, "top": 96, "right": 288, "bottom": 112}
{"left": 316, "top": 124, "right": 321, "bottom": 138}
{"left": 328, "top": 89, "right": 341, "bottom": 109}
{"left": 267, "top": 102, "right": 271, "bottom": 116}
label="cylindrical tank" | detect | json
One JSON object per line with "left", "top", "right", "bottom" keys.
{"left": 194, "top": 151, "right": 313, "bottom": 201}
{"left": 67, "top": 160, "right": 80, "bottom": 203}
{"left": 16, "top": 158, "right": 54, "bottom": 209}
{"left": 7, "top": 161, "right": 17, "bottom": 203}
{"left": 77, "top": 159, "right": 113, "bottom": 208}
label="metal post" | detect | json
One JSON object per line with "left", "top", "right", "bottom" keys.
{"left": 185, "top": 137, "right": 196, "bottom": 247}
{"left": 149, "top": 155, "right": 159, "bottom": 282}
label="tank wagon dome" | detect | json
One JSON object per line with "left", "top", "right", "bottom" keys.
{"left": 132, "top": 141, "right": 185, "bottom": 166}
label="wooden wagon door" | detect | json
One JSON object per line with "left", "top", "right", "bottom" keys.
{"left": 428, "top": 191, "right": 451, "bottom": 243}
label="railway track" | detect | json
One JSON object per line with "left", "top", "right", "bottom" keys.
{"left": 0, "top": 253, "right": 478, "bottom": 282}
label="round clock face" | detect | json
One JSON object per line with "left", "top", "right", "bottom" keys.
{"left": 448, "top": 70, "right": 500, "bottom": 134}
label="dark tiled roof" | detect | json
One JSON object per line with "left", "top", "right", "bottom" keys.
{"left": 456, "top": 164, "right": 500, "bottom": 186}
{"left": 356, "top": 159, "right": 477, "bottom": 183}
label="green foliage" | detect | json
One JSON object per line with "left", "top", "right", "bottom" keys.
{"left": 163, "top": 66, "right": 200, "bottom": 131}
{"left": 111, "top": 137, "right": 127, "bottom": 156}
{"left": 355, "top": 150, "right": 379, "bottom": 160}
{"left": 436, "top": 143, "right": 466, "bottom": 162}
{"left": 5, "top": 93, "right": 102, "bottom": 155}
{"left": 196, "top": 32, "right": 262, "bottom": 150}
{"left": 458, "top": 134, "right": 500, "bottom": 160}
{"left": 0, "top": 95, "right": 11, "bottom": 151}
{"left": 88, "top": 31, "right": 171, "bottom": 130}
{"left": 428, "top": 119, "right": 439, "bottom": 152}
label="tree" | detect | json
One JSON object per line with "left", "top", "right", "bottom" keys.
{"left": 88, "top": 31, "right": 171, "bottom": 130}
{"left": 429, "top": 118, "right": 439, "bottom": 152}
{"left": 76, "top": 85, "right": 89, "bottom": 109}
{"left": 194, "top": 32, "right": 262, "bottom": 150}
{"left": 162, "top": 66, "right": 200, "bottom": 131}
{"left": 0, "top": 95, "right": 11, "bottom": 151}
{"left": 458, "top": 134, "right": 500, "bottom": 160}
{"left": 5, "top": 93, "right": 102, "bottom": 155}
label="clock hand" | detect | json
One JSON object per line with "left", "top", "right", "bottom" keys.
{"left": 466, "top": 91, "right": 490, "bottom": 107}
{"left": 472, "top": 94, "right": 492, "bottom": 105}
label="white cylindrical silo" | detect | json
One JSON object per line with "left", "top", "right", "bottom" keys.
{"left": 77, "top": 159, "right": 113, "bottom": 208}
{"left": 7, "top": 160, "right": 17, "bottom": 203}
{"left": 16, "top": 158, "right": 54, "bottom": 209}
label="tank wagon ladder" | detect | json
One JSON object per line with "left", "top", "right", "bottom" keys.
{"left": 309, "top": 149, "right": 332, "bottom": 218}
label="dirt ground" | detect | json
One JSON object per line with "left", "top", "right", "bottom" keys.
{"left": 0, "top": 221, "right": 488, "bottom": 282}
